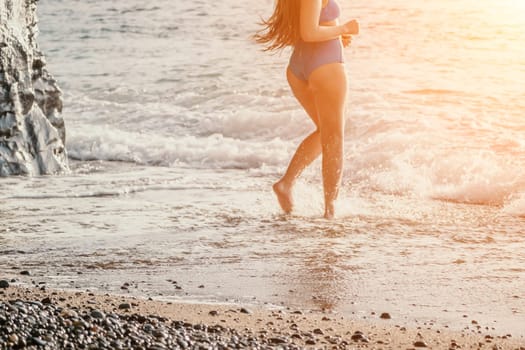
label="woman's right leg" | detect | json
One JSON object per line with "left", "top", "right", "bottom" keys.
{"left": 273, "top": 67, "right": 323, "bottom": 214}
{"left": 308, "top": 63, "right": 347, "bottom": 218}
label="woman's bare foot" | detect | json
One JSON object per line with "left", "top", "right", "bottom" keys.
{"left": 273, "top": 180, "right": 293, "bottom": 214}
{"left": 324, "top": 203, "right": 335, "bottom": 219}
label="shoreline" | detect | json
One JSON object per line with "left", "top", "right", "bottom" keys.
{"left": 1, "top": 285, "right": 524, "bottom": 349}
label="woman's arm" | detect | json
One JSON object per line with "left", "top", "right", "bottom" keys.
{"left": 300, "top": 0, "right": 359, "bottom": 42}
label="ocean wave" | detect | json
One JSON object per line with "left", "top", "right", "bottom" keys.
{"left": 65, "top": 120, "right": 525, "bottom": 213}
{"left": 66, "top": 125, "right": 290, "bottom": 170}
{"left": 4, "top": 184, "right": 230, "bottom": 200}
{"left": 503, "top": 193, "right": 525, "bottom": 217}
{"left": 344, "top": 128, "right": 525, "bottom": 208}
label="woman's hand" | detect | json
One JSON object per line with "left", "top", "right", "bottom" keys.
{"left": 343, "top": 19, "right": 359, "bottom": 35}
{"left": 341, "top": 34, "right": 352, "bottom": 47}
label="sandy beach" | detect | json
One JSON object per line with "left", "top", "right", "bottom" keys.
{"left": 1, "top": 283, "right": 524, "bottom": 349}
{"left": 2, "top": 0, "right": 525, "bottom": 349}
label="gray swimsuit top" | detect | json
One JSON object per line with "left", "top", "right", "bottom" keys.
{"left": 319, "top": 0, "right": 341, "bottom": 22}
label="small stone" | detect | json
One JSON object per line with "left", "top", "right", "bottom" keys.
{"left": 209, "top": 310, "right": 218, "bottom": 316}
{"left": 0, "top": 280, "right": 9, "bottom": 289}
{"left": 90, "top": 310, "right": 105, "bottom": 319}
{"left": 30, "top": 337, "right": 47, "bottom": 346}
{"left": 152, "top": 330, "right": 167, "bottom": 339}
{"left": 240, "top": 307, "right": 252, "bottom": 314}
{"left": 305, "top": 339, "right": 316, "bottom": 345}
{"left": 313, "top": 328, "right": 324, "bottom": 335}
{"left": 380, "top": 312, "right": 391, "bottom": 319}
{"left": 414, "top": 340, "right": 428, "bottom": 348}
{"left": 351, "top": 332, "right": 370, "bottom": 343}
{"left": 60, "top": 309, "right": 78, "bottom": 318}
{"left": 20, "top": 270, "right": 31, "bottom": 276}
{"left": 268, "top": 337, "right": 287, "bottom": 344}
{"left": 118, "top": 303, "right": 131, "bottom": 310}
{"left": 8, "top": 334, "right": 19, "bottom": 343}
{"left": 41, "top": 297, "right": 52, "bottom": 304}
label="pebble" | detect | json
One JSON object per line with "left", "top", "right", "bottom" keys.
{"left": 240, "top": 307, "right": 252, "bottom": 314}
{"left": 414, "top": 340, "right": 428, "bottom": 347}
{"left": 20, "top": 270, "right": 31, "bottom": 276}
{"left": 351, "top": 331, "right": 370, "bottom": 343}
{"left": 380, "top": 312, "right": 392, "bottom": 319}
{"left": 313, "top": 328, "right": 324, "bottom": 335}
{"left": 8, "top": 334, "right": 19, "bottom": 343}
{"left": 269, "top": 336, "right": 287, "bottom": 344}
{"left": 118, "top": 303, "right": 131, "bottom": 310}
{"left": 0, "top": 280, "right": 9, "bottom": 289}
{"left": 91, "top": 310, "right": 106, "bottom": 319}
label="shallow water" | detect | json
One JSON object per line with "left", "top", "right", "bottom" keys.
{"left": 1, "top": 0, "right": 525, "bottom": 337}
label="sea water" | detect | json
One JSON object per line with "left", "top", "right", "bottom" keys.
{"left": 1, "top": 0, "right": 524, "bottom": 335}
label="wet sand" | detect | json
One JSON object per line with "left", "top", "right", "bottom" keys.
{"left": 1, "top": 285, "right": 523, "bottom": 349}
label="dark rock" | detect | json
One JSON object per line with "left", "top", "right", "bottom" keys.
{"left": 208, "top": 310, "right": 218, "bottom": 316}
{"left": 0, "top": 280, "right": 9, "bottom": 288}
{"left": 20, "top": 270, "right": 31, "bottom": 276}
{"left": 380, "top": 312, "right": 391, "bottom": 319}
{"left": 30, "top": 337, "right": 47, "bottom": 346}
{"left": 118, "top": 303, "right": 131, "bottom": 310}
{"left": 268, "top": 337, "right": 287, "bottom": 344}
{"left": 90, "top": 310, "right": 105, "bottom": 319}
{"left": 414, "top": 340, "right": 428, "bottom": 347}
{"left": 41, "top": 297, "right": 52, "bottom": 304}
{"left": 240, "top": 307, "right": 252, "bottom": 314}
{"left": 313, "top": 328, "right": 324, "bottom": 335}
{"left": 351, "top": 331, "right": 370, "bottom": 343}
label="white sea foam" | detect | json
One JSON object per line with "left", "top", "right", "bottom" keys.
{"left": 67, "top": 124, "right": 291, "bottom": 170}
{"left": 503, "top": 193, "right": 525, "bottom": 217}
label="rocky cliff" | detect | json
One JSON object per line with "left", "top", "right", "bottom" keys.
{"left": 0, "top": 0, "right": 68, "bottom": 176}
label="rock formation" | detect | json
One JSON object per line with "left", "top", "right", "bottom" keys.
{"left": 0, "top": 0, "right": 68, "bottom": 176}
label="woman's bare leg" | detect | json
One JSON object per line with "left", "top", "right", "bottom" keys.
{"left": 308, "top": 63, "right": 347, "bottom": 218}
{"left": 273, "top": 68, "right": 322, "bottom": 214}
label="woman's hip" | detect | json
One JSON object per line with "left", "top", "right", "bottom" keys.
{"left": 289, "top": 39, "right": 344, "bottom": 81}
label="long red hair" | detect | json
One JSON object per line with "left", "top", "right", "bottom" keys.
{"left": 254, "top": 0, "right": 301, "bottom": 51}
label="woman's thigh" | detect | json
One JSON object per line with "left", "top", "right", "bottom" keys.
{"left": 287, "top": 67, "right": 320, "bottom": 128}
{"left": 308, "top": 63, "right": 347, "bottom": 130}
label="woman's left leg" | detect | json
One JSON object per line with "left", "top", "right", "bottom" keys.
{"left": 273, "top": 68, "right": 323, "bottom": 214}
